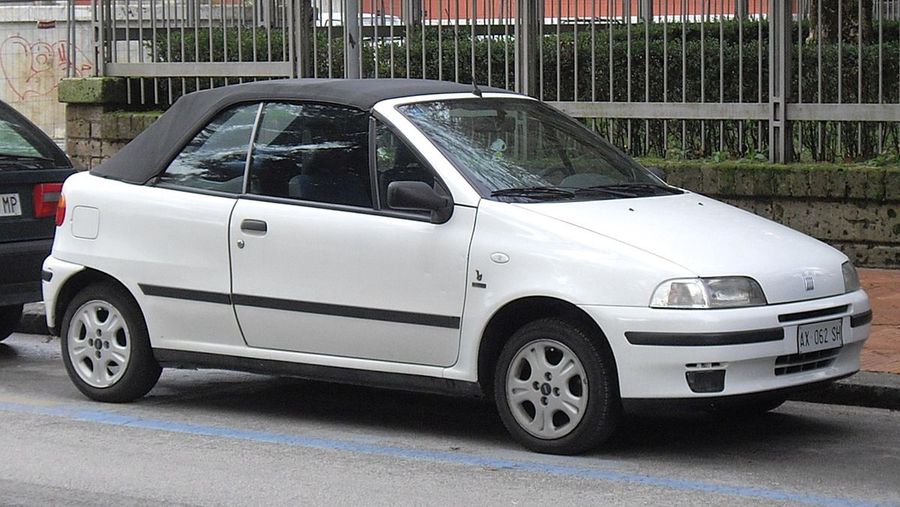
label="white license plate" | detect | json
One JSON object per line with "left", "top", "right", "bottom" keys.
{"left": 797, "top": 318, "right": 843, "bottom": 354}
{"left": 0, "top": 193, "right": 22, "bottom": 217}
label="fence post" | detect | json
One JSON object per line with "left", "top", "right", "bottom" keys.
{"left": 639, "top": 0, "right": 653, "bottom": 21}
{"left": 67, "top": 0, "right": 77, "bottom": 78}
{"left": 768, "top": 0, "right": 793, "bottom": 163}
{"left": 514, "top": 0, "right": 542, "bottom": 97}
{"left": 92, "top": 0, "right": 105, "bottom": 77}
{"left": 293, "top": 0, "right": 314, "bottom": 78}
{"left": 404, "top": 0, "right": 423, "bottom": 28}
{"left": 344, "top": 0, "right": 361, "bottom": 78}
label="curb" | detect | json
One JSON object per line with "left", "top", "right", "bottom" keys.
{"left": 13, "top": 305, "right": 900, "bottom": 411}
{"left": 788, "top": 371, "right": 900, "bottom": 411}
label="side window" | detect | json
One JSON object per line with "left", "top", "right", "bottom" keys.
{"left": 158, "top": 103, "right": 259, "bottom": 193}
{"left": 249, "top": 102, "right": 371, "bottom": 208}
{"left": 374, "top": 122, "right": 436, "bottom": 214}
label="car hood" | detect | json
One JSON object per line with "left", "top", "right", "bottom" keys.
{"left": 515, "top": 192, "right": 849, "bottom": 304}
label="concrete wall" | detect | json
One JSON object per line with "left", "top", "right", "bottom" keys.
{"left": 61, "top": 100, "right": 900, "bottom": 269}
{"left": 0, "top": 4, "right": 93, "bottom": 142}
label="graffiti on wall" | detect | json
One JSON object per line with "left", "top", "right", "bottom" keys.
{"left": 0, "top": 34, "right": 92, "bottom": 100}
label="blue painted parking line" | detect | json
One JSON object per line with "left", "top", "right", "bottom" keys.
{"left": 0, "top": 400, "right": 889, "bottom": 507}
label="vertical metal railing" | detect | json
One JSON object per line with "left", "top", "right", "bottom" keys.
{"left": 76, "top": 0, "right": 899, "bottom": 163}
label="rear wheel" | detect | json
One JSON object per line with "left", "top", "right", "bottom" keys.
{"left": 0, "top": 304, "right": 23, "bottom": 341}
{"left": 60, "top": 283, "right": 161, "bottom": 402}
{"left": 494, "top": 318, "right": 620, "bottom": 455}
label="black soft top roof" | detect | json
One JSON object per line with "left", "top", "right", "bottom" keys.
{"left": 91, "top": 79, "right": 512, "bottom": 184}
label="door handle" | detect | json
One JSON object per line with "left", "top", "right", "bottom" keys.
{"left": 240, "top": 219, "right": 267, "bottom": 234}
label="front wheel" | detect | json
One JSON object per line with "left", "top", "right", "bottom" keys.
{"left": 60, "top": 283, "right": 161, "bottom": 402}
{"left": 494, "top": 318, "right": 620, "bottom": 455}
{"left": 0, "top": 304, "right": 23, "bottom": 341}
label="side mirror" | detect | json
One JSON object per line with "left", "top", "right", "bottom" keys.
{"left": 386, "top": 181, "right": 453, "bottom": 224}
{"left": 646, "top": 166, "right": 667, "bottom": 182}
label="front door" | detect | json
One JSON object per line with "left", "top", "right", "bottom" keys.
{"left": 229, "top": 102, "right": 474, "bottom": 367}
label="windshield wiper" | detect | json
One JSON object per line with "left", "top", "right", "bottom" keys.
{"left": 491, "top": 186, "right": 576, "bottom": 200}
{"left": 600, "top": 182, "right": 681, "bottom": 194}
{"left": 572, "top": 186, "right": 640, "bottom": 197}
{"left": 577, "top": 182, "right": 681, "bottom": 197}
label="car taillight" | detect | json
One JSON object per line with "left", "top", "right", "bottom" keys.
{"left": 34, "top": 183, "right": 63, "bottom": 219}
{"left": 55, "top": 194, "right": 67, "bottom": 227}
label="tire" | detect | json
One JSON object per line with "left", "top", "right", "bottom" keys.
{"left": 60, "top": 283, "right": 161, "bottom": 402}
{"left": 0, "top": 304, "right": 24, "bottom": 341}
{"left": 494, "top": 318, "right": 621, "bottom": 455}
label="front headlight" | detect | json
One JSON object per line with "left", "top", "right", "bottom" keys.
{"left": 650, "top": 277, "right": 768, "bottom": 309}
{"left": 842, "top": 261, "right": 860, "bottom": 293}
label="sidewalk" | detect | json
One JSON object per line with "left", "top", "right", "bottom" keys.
{"left": 858, "top": 269, "right": 900, "bottom": 375}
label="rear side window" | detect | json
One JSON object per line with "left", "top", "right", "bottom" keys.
{"left": 157, "top": 103, "right": 260, "bottom": 193}
{"left": 248, "top": 102, "right": 371, "bottom": 208}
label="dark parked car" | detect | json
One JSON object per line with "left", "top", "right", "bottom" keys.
{"left": 0, "top": 100, "right": 74, "bottom": 340}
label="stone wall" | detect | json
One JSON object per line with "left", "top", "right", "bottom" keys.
{"left": 65, "top": 105, "right": 160, "bottom": 170}
{"left": 59, "top": 77, "right": 161, "bottom": 170}
{"left": 58, "top": 77, "right": 899, "bottom": 268}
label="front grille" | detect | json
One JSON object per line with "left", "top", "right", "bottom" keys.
{"left": 774, "top": 347, "right": 842, "bottom": 376}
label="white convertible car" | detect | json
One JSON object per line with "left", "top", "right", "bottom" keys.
{"left": 43, "top": 79, "right": 871, "bottom": 454}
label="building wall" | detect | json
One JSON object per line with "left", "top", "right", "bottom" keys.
{"left": 0, "top": 4, "right": 93, "bottom": 142}
{"left": 355, "top": 0, "right": 770, "bottom": 19}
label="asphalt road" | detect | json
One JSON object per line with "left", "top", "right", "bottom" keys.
{"left": 1, "top": 332, "right": 898, "bottom": 507}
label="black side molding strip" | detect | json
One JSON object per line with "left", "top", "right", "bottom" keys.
{"left": 139, "top": 284, "right": 233, "bottom": 305}
{"left": 153, "top": 348, "right": 483, "bottom": 398}
{"left": 232, "top": 294, "right": 461, "bottom": 329}
{"left": 850, "top": 310, "right": 873, "bottom": 328}
{"left": 138, "top": 284, "right": 461, "bottom": 329}
{"left": 625, "top": 328, "right": 784, "bottom": 347}
{"left": 778, "top": 305, "right": 848, "bottom": 323}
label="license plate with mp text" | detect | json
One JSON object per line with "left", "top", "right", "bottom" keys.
{"left": 0, "top": 193, "right": 22, "bottom": 217}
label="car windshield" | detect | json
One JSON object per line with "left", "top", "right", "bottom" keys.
{"left": 397, "top": 98, "right": 678, "bottom": 202}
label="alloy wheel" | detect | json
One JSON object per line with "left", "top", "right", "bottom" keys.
{"left": 67, "top": 299, "right": 132, "bottom": 389}
{"left": 505, "top": 339, "right": 589, "bottom": 440}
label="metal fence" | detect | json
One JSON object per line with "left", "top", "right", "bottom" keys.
{"left": 79, "top": 0, "right": 900, "bottom": 163}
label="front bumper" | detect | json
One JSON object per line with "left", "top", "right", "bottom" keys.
{"left": 0, "top": 239, "right": 52, "bottom": 306}
{"left": 581, "top": 289, "right": 870, "bottom": 399}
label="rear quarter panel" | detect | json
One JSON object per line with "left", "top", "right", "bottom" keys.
{"left": 51, "top": 172, "right": 245, "bottom": 350}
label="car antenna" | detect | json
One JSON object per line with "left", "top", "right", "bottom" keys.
{"left": 471, "top": 76, "right": 483, "bottom": 98}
